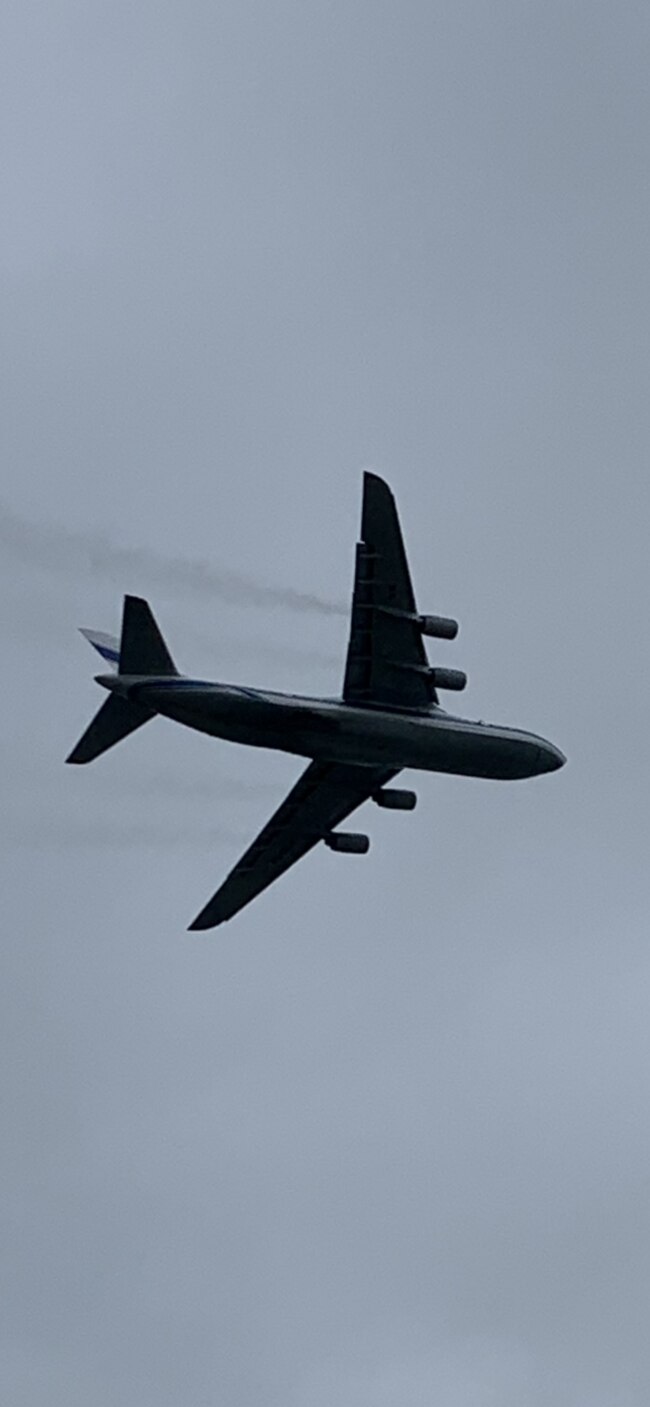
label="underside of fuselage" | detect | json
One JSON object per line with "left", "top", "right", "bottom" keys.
{"left": 132, "top": 679, "right": 560, "bottom": 781}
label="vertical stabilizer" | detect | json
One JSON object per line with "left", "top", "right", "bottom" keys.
{"left": 118, "top": 595, "right": 177, "bottom": 676}
{"left": 66, "top": 595, "right": 175, "bottom": 764}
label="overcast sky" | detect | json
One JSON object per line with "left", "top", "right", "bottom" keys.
{"left": 3, "top": 2, "right": 650, "bottom": 1403}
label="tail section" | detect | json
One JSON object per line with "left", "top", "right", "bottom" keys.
{"left": 78, "top": 597, "right": 177, "bottom": 677}
{"left": 66, "top": 693, "right": 154, "bottom": 764}
{"left": 67, "top": 595, "right": 177, "bottom": 765}
{"left": 118, "top": 595, "right": 177, "bottom": 677}
{"left": 79, "top": 628, "right": 120, "bottom": 669}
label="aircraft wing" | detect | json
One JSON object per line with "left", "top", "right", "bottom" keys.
{"left": 343, "top": 471, "right": 436, "bottom": 710}
{"left": 189, "top": 759, "right": 398, "bottom": 929}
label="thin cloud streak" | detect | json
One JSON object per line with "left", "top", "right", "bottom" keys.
{"left": 0, "top": 503, "right": 347, "bottom": 617}
{"left": 7, "top": 752, "right": 290, "bottom": 805}
{"left": 71, "top": 767, "right": 286, "bottom": 804}
{"left": 4, "top": 818, "right": 248, "bottom": 849}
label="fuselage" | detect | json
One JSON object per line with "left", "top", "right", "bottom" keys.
{"left": 100, "top": 675, "right": 565, "bottom": 781}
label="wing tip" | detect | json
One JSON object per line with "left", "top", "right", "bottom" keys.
{"left": 361, "top": 470, "right": 397, "bottom": 532}
{"left": 363, "top": 469, "right": 392, "bottom": 494}
{"left": 187, "top": 909, "right": 225, "bottom": 932}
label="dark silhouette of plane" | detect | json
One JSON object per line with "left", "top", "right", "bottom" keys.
{"left": 67, "top": 473, "right": 565, "bottom": 928}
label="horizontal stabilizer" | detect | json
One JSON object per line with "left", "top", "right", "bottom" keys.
{"left": 66, "top": 693, "right": 154, "bottom": 765}
{"left": 79, "top": 628, "right": 120, "bottom": 669}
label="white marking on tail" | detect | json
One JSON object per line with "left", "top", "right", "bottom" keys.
{"left": 79, "top": 628, "right": 120, "bottom": 670}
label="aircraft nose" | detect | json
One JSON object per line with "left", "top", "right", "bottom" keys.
{"left": 539, "top": 742, "right": 566, "bottom": 773}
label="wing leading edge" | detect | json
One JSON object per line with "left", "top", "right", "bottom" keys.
{"left": 189, "top": 760, "right": 398, "bottom": 929}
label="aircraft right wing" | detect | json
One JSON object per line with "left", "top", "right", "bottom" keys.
{"left": 343, "top": 471, "right": 437, "bottom": 710}
{"left": 189, "top": 758, "right": 398, "bottom": 929}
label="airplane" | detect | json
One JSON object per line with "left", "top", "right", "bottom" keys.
{"left": 67, "top": 472, "right": 565, "bottom": 929}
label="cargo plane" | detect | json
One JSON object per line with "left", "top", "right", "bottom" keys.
{"left": 67, "top": 473, "right": 565, "bottom": 927}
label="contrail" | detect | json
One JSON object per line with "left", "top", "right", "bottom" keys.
{"left": 186, "top": 627, "right": 340, "bottom": 672}
{"left": 0, "top": 586, "right": 341, "bottom": 670}
{"left": 0, "top": 502, "right": 347, "bottom": 616}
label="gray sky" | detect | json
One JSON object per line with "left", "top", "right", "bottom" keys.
{"left": 3, "top": 2, "right": 650, "bottom": 1403}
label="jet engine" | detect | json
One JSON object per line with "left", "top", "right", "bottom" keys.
{"left": 324, "top": 832, "right": 370, "bottom": 854}
{"left": 373, "top": 788, "right": 417, "bottom": 810}
{"left": 429, "top": 667, "right": 467, "bottom": 691}
{"left": 418, "top": 614, "right": 459, "bottom": 640}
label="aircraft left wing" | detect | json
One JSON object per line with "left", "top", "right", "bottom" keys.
{"left": 189, "top": 759, "right": 398, "bottom": 929}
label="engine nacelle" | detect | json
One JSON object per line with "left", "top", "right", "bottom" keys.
{"left": 418, "top": 614, "right": 459, "bottom": 640}
{"left": 429, "top": 667, "right": 467, "bottom": 692}
{"left": 324, "top": 831, "right": 370, "bottom": 855}
{"left": 373, "top": 788, "right": 417, "bottom": 811}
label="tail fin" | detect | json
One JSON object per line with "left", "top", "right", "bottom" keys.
{"left": 118, "top": 595, "right": 177, "bottom": 676}
{"left": 78, "top": 597, "right": 177, "bottom": 677}
{"left": 67, "top": 595, "right": 176, "bottom": 765}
